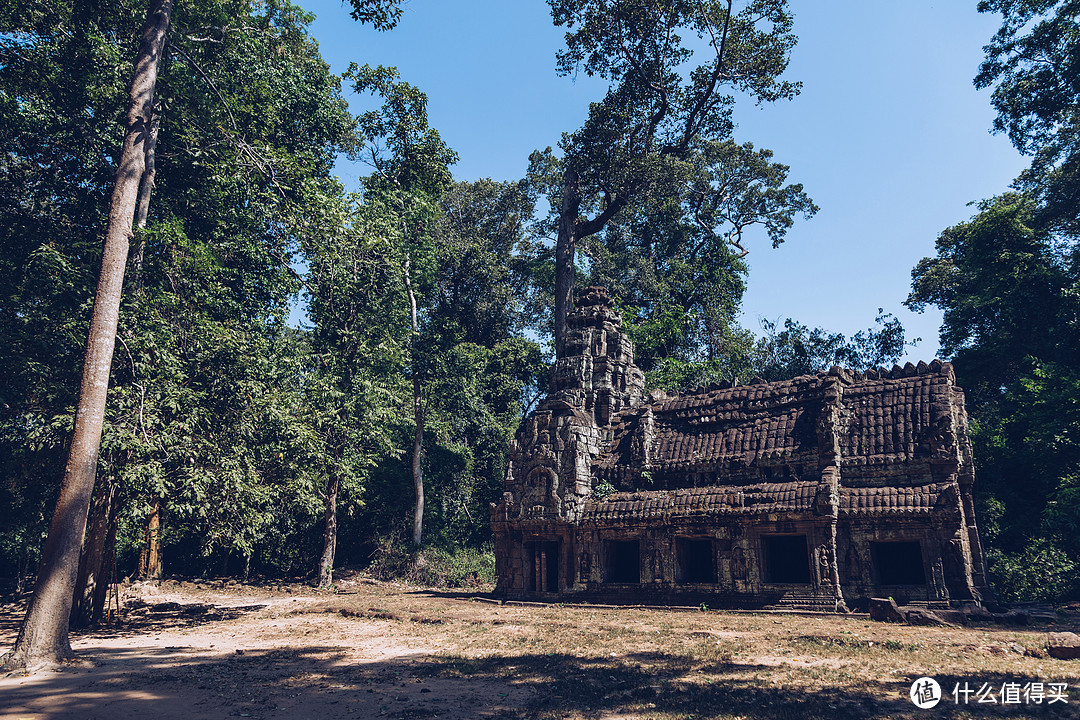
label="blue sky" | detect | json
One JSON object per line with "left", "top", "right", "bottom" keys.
{"left": 299, "top": 0, "right": 1029, "bottom": 363}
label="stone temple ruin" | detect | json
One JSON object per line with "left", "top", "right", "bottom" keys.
{"left": 491, "top": 287, "right": 992, "bottom": 610}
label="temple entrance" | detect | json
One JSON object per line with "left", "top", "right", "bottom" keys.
{"left": 872, "top": 541, "right": 926, "bottom": 585}
{"left": 763, "top": 535, "right": 811, "bottom": 583}
{"left": 676, "top": 538, "right": 716, "bottom": 583}
{"left": 604, "top": 540, "right": 640, "bottom": 583}
{"left": 526, "top": 541, "right": 560, "bottom": 592}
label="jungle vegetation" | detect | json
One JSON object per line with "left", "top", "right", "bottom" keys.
{"left": 1, "top": 0, "right": 1073, "bottom": 669}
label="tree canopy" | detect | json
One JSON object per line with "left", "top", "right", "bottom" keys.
{"left": 537, "top": 0, "right": 804, "bottom": 355}
{"left": 0, "top": 0, "right": 984, "bottom": 629}
{"left": 906, "top": 0, "right": 1080, "bottom": 601}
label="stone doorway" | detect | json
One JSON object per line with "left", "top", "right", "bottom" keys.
{"left": 763, "top": 535, "right": 811, "bottom": 583}
{"left": 676, "top": 538, "right": 716, "bottom": 583}
{"left": 604, "top": 540, "right": 640, "bottom": 583}
{"left": 526, "top": 541, "right": 560, "bottom": 592}
{"left": 871, "top": 541, "right": 926, "bottom": 586}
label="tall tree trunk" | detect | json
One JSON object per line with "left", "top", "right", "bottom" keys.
{"left": 554, "top": 168, "right": 581, "bottom": 360}
{"left": 69, "top": 469, "right": 121, "bottom": 628}
{"left": 315, "top": 469, "right": 340, "bottom": 587}
{"left": 0, "top": 0, "right": 172, "bottom": 673}
{"left": 404, "top": 254, "right": 424, "bottom": 547}
{"left": 90, "top": 501, "right": 120, "bottom": 623}
{"left": 137, "top": 498, "right": 162, "bottom": 579}
{"left": 411, "top": 376, "right": 424, "bottom": 547}
{"left": 130, "top": 100, "right": 161, "bottom": 286}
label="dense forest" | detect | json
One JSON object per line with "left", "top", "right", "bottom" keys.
{"left": 1, "top": 0, "right": 1078, "bottom": 669}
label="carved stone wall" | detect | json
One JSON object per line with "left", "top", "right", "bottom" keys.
{"left": 492, "top": 288, "right": 992, "bottom": 609}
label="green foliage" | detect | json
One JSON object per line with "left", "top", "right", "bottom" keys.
{"left": 577, "top": 140, "right": 816, "bottom": 378}
{"left": 334, "top": 176, "right": 547, "bottom": 549}
{"left": 428, "top": 179, "right": 545, "bottom": 347}
{"left": 344, "top": 0, "right": 403, "bottom": 30}
{"left": 908, "top": 197, "right": 1080, "bottom": 600}
{"left": 975, "top": 0, "right": 1078, "bottom": 154}
{"left": 592, "top": 480, "right": 616, "bottom": 499}
{"left": 349, "top": 64, "right": 457, "bottom": 201}
{"left": 0, "top": 0, "right": 870, "bottom": 588}
{"left": 532, "top": 0, "right": 817, "bottom": 373}
{"left": 985, "top": 538, "right": 1079, "bottom": 603}
{"left": 907, "top": 195, "right": 1070, "bottom": 404}
{"left": 534, "top": 1, "right": 808, "bottom": 353}
{"left": 410, "top": 179, "right": 549, "bottom": 546}
{"left": 551, "top": 0, "right": 800, "bottom": 159}
{"left": 752, "top": 312, "right": 911, "bottom": 381}
{"left": 906, "top": 0, "right": 1080, "bottom": 601}
{"left": 641, "top": 312, "right": 911, "bottom": 391}
{"left": 0, "top": 0, "right": 367, "bottom": 579}
{"left": 975, "top": 1, "right": 1080, "bottom": 235}
{"left": 365, "top": 536, "right": 496, "bottom": 589}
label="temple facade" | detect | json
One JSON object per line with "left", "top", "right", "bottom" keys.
{"left": 491, "top": 287, "right": 992, "bottom": 610}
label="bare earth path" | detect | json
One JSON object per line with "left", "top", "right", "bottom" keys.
{"left": 2, "top": 576, "right": 1078, "bottom": 719}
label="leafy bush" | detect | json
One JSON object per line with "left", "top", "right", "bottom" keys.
{"left": 986, "top": 537, "right": 1080, "bottom": 603}
{"left": 592, "top": 480, "right": 616, "bottom": 499}
{"left": 365, "top": 536, "right": 495, "bottom": 589}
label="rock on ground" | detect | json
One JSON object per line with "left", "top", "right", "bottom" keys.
{"left": 1048, "top": 632, "right": 1080, "bottom": 660}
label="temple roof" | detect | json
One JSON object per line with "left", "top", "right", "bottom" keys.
{"left": 839, "top": 482, "right": 953, "bottom": 516}
{"left": 579, "top": 477, "right": 957, "bottom": 523}
{"left": 595, "top": 360, "right": 965, "bottom": 485}
{"left": 581, "top": 482, "right": 821, "bottom": 523}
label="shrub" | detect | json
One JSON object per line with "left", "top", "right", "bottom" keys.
{"left": 365, "top": 536, "right": 495, "bottom": 589}
{"left": 987, "top": 537, "right": 1080, "bottom": 603}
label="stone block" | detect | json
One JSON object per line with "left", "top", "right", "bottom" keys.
{"left": 869, "top": 597, "right": 905, "bottom": 623}
{"left": 904, "top": 608, "right": 959, "bottom": 628}
{"left": 1047, "top": 632, "right": 1080, "bottom": 660}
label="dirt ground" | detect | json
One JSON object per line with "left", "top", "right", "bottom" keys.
{"left": 1, "top": 575, "right": 1079, "bottom": 720}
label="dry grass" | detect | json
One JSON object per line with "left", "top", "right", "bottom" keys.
{"left": 296, "top": 580, "right": 1080, "bottom": 719}
{"left": 3, "top": 577, "right": 1078, "bottom": 719}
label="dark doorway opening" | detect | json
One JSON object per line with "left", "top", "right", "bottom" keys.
{"left": 526, "top": 541, "right": 560, "bottom": 592}
{"left": 605, "top": 540, "right": 640, "bottom": 583}
{"left": 872, "top": 541, "right": 926, "bottom": 585}
{"left": 763, "top": 535, "right": 811, "bottom": 583}
{"left": 676, "top": 538, "right": 716, "bottom": 583}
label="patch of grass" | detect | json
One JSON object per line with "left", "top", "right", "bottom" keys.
{"left": 795, "top": 634, "right": 876, "bottom": 651}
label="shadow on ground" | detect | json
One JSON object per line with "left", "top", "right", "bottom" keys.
{"left": 2, "top": 642, "right": 1069, "bottom": 720}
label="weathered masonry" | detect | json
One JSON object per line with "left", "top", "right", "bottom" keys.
{"left": 491, "top": 287, "right": 992, "bottom": 610}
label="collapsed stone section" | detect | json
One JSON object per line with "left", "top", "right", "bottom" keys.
{"left": 492, "top": 288, "right": 992, "bottom": 610}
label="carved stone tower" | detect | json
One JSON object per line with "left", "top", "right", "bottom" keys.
{"left": 492, "top": 288, "right": 643, "bottom": 592}
{"left": 550, "top": 285, "right": 645, "bottom": 427}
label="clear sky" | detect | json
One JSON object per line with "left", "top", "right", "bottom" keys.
{"left": 298, "top": 0, "right": 1030, "bottom": 364}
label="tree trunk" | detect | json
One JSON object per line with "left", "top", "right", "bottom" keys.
{"left": 411, "top": 376, "right": 424, "bottom": 547}
{"left": 90, "top": 503, "right": 119, "bottom": 623}
{"left": 69, "top": 470, "right": 121, "bottom": 628}
{"left": 1, "top": 0, "right": 172, "bottom": 673}
{"left": 315, "top": 470, "right": 340, "bottom": 587}
{"left": 404, "top": 254, "right": 424, "bottom": 547}
{"left": 137, "top": 498, "right": 162, "bottom": 579}
{"left": 554, "top": 168, "right": 581, "bottom": 359}
{"left": 130, "top": 100, "right": 161, "bottom": 286}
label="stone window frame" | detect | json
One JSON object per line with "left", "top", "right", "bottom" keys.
{"left": 869, "top": 539, "right": 928, "bottom": 587}
{"left": 602, "top": 537, "right": 642, "bottom": 584}
{"left": 674, "top": 536, "right": 717, "bottom": 585}
{"left": 759, "top": 533, "right": 813, "bottom": 585}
